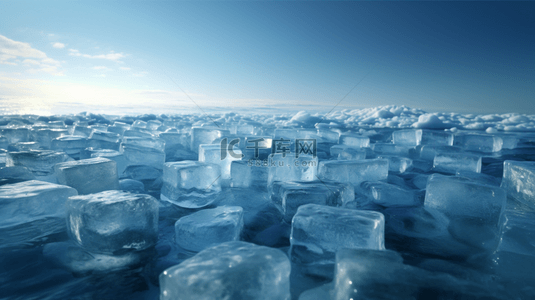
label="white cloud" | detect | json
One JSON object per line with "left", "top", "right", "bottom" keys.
{"left": 0, "top": 34, "right": 63, "bottom": 75}
{"left": 132, "top": 71, "right": 148, "bottom": 77}
{"left": 68, "top": 49, "right": 126, "bottom": 61}
{"left": 52, "top": 42, "right": 65, "bottom": 49}
{"left": 92, "top": 66, "right": 112, "bottom": 71}
{"left": 119, "top": 67, "right": 131, "bottom": 71}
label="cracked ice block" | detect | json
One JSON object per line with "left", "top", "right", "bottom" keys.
{"left": 290, "top": 204, "right": 384, "bottom": 276}
{"left": 175, "top": 206, "right": 244, "bottom": 252}
{"left": 160, "top": 241, "right": 291, "bottom": 300}
{"left": 392, "top": 129, "right": 422, "bottom": 146}
{"left": 161, "top": 161, "right": 221, "bottom": 208}
{"left": 6, "top": 150, "right": 71, "bottom": 182}
{"left": 318, "top": 158, "right": 388, "bottom": 188}
{"left": 501, "top": 160, "right": 535, "bottom": 209}
{"left": 55, "top": 157, "right": 119, "bottom": 195}
{"left": 0, "top": 180, "right": 77, "bottom": 228}
{"left": 66, "top": 190, "right": 159, "bottom": 254}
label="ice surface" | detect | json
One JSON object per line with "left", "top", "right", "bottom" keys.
{"left": 290, "top": 204, "right": 384, "bottom": 276}
{"left": 174, "top": 206, "right": 244, "bottom": 252}
{"left": 379, "top": 155, "right": 412, "bottom": 173}
{"left": 160, "top": 241, "right": 291, "bottom": 300}
{"left": 318, "top": 158, "right": 388, "bottom": 188}
{"left": 119, "top": 178, "right": 145, "bottom": 193}
{"left": 455, "top": 133, "right": 503, "bottom": 153}
{"left": 160, "top": 161, "right": 221, "bottom": 208}
{"left": 55, "top": 157, "right": 119, "bottom": 195}
{"left": 6, "top": 150, "right": 72, "bottom": 182}
{"left": 433, "top": 152, "right": 482, "bottom": 174}
{"left": 0, "top": 180, "right": 77, "bottom": 228}
{"left": 66, "top": 190, "right": 159, "bottom": 254}
{"left": 500, "top": 161, "right": 535, "bottom": 209}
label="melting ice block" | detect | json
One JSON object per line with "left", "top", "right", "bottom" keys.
{"left": 0, "top": 180, "right": 77, "bottom": 228}
{"left": 66, "top": 190, "right": 159, "bottom": 254}
{"left": 175, "top": 206, "right": 244, "bottom": 252}
{"left": 290, "top": 204, "right": 384, "bottom": 276}
{"left": 318, "top": 158, "right": 388, "bottom": 188}
{"left": 425, "top": 174, "right": 507, "bottom": 252}
{"left": 55, "top": 157, "right": 119, "bottom": 195}
{"left": 433, "top": 152, "right": 481, "bottom": 174}
{"left": 160, "top": 241, "right": 291, "bottom": 300}
{"left": 501, "top": 160, "right": 535, "bottom": 209}
{"left": 161, "top": 161, "right": 221, "bottom": 208}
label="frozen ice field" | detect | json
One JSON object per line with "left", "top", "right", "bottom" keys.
{"left": 1, "top": 105, "right": 535, "bottom": 299}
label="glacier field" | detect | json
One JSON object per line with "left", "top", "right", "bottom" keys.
{"left": 1, "top": 105, "right": 535, "bottom": 299}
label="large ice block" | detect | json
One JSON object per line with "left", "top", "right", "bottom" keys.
{"left": 330, "top": 145, "right": 366, "bottom": 160}
{"left": 199, "top": 143, "right": 242, "bottom": 180}
{"left": 269, "top": 181, "right": 353, "bottom": 222}
{"left": 230, "top": 160, "right": 268, "bottom": 188}
{"left": 191, "top": 127, "right": 230, "bottom": 153}
{"left": 360, "top": 181, "right": 419, "bottom": 207}
{"left": 421, "top": 130, "right": 454, "bottom": 146}
{"left": 0, "top": 180, "right": 77, "bottom": 228}
{"left": 51, "top": 136, "right": 89, "bottom": 159}
{"left": 392, "top": 129, "right": 422, "bottom": 146}
{"left": 501, "top": 160, "right": 535, "bottom": 209}
{"left": 120, "top": 143, "right": 165, "bottom": 170}
{"left": 6, "top": 150, "right": 72, "bottom": 182}
{"left": 455, "top": 133, "right": 503, "bottom": 153}
{"left": 31, "top": 128, "right": 69, "bottom": 149}
{"left": 425, "top": 174, "right": 507, "bottom": 252}
{"left": 160, "top": 241, "right": 291, "bottom": 300}
{"left": 338, "top": 134, "right": 369, "bottom": 148}
{"left": 66, "top": 190, "right": 159, "bottom": 254}
{"left": 55, "top": 157, "right": 119, "bottom": 195}
{"left": 161, "top": 161, "right": 221, "bottom": 208}
{"left": 290, "top": 204, "right": 384, "bottom": 276}
{"left": 1, "top": 127, "right": 30, "bottom": 144}
{"left": 333, "top": 249, "right": 504, "bottom": 300}
{"left": 433, "top": 152, "right": 481, "bottom": 174}
{"left": 268, "top": 153, "right": 318, "bottom": 186}
{"left": 175, "top": 206, "right": 244, "bottom": 252}
{"left": 318, "top": 158, "right": 388, "bottom": 188}
{"left": 90, "top": 150, "right": 128, "bottom": 177}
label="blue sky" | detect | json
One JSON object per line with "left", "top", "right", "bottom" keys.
{"left": 0, "top": 1, "right": 533, "bottom": 115}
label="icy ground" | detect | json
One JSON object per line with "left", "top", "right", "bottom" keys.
{"left": 1, "top": 105, "right": 535, "bottom": 299}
